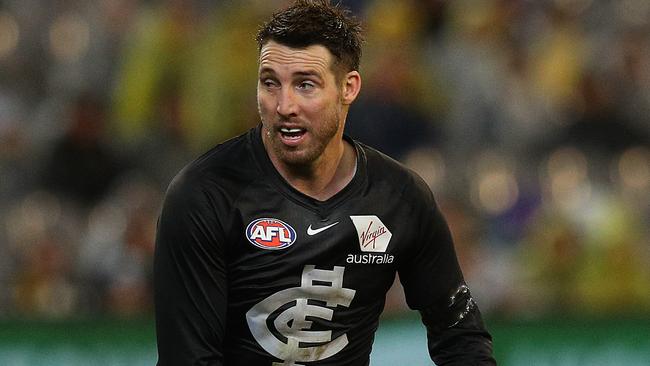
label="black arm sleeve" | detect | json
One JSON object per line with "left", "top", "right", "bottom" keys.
{"left": 420, "top": 287, "right": 496, "bottom": 365}
{"left": 154, "top": 171, "right": 228, "bottom": 365}
{"left": 398, "top": 179, "right": 495, "bottom": 365}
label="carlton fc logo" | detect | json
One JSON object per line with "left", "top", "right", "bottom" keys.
{"left": 246, "top": 218, "right": 297, "bottom": 250}
{"left": 246, "top": 265, "right": 356, "bottom": 364}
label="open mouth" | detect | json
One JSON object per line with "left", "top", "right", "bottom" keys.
{"left": 279, "top": 127, "right": 306, "bottom": 141}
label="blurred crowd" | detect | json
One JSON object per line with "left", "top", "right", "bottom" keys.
{"left": 0, "top": 0, "right": 648, "bottom": 320}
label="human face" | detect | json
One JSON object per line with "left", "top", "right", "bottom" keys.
{"left": 257, "top": 41, "right": 346, "bottom": 167}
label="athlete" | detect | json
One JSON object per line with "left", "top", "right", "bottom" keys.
{"left": 154, "top": 1, "right": 496, "bottom": 365}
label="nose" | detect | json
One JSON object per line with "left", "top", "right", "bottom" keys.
{"left": 276, "top": 88, "right": 298, "bottom": 118}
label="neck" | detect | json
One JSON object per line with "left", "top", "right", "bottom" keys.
{"left": 268, "top": 137, "right": 357, "bottom": 202}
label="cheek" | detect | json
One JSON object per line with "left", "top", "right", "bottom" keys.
{"left": 303, "top": 97, "right": 332, "bottom": 116}
{"left": 257, "top": 94, "right": 273, "bottom": 115}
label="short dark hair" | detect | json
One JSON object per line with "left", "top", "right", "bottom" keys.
{"left": 256, "top": 0, "right": 363, "bottom": 74}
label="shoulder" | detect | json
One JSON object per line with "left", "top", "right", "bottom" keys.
{"left": 359, "top": 142, "right": 434, "bottom": 206}
{"left": 164, "top": 130, "right": 258, "bottom": 208}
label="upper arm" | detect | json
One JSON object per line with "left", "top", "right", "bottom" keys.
{"left": 398, "top": 181, "right": 465, "bottom": 314}
{"left": 397, "top": 177, "right": 495, "bottom": 364}
{"left": 154, "top": 172, "right": 229, "bottom": 365}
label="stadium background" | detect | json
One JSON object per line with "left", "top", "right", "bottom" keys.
{"left": 0, "top": 0, "right": 649, "bottom": 364}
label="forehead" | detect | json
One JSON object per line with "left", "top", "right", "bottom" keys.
{"left": 258, "top": 41, "right": 335, "bottom": 76}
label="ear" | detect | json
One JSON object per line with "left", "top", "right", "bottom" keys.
{"left": 341, "top": 71, "right": 361, "bottom": 105}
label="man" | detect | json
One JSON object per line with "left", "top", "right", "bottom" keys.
{"left": 154, "top": 1, "right": 496, "bottom": 365}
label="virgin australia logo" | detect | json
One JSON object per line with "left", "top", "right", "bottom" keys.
{"left": 349, "top": 216, "right": 392, "bottom": 252}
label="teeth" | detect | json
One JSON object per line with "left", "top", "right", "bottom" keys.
{"left": 280, "top": 128, "right": 303, "bottom": 133}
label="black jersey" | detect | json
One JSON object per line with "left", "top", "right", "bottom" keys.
{"left": 154, "top": 125, "right": 495, "bottom": 365}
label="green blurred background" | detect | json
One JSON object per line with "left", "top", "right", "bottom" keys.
{"left": 0, "top": 0, "right": 649, "bottom": 365}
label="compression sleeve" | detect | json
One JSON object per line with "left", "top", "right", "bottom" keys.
{"left": 420, "top": 286, "right": 496, "bottom": 365}
{"left": 154, "top": 171, "right": 228, "bottom": 366}
{"left": 398, "top": 178, "right": 496, "bottom": 365}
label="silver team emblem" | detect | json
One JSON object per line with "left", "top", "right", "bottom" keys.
{"left": 246, "top": 265, "right": 356, "bottom": 365}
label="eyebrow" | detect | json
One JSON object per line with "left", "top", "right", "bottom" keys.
{"left": 258, "top": 66, "right": 275, "bottom": 75}
{"left": 294, "top": 70, "right": 322, "bottom": 79}
{"left": 258, "top": 67, "right": 323, "bottom": 79}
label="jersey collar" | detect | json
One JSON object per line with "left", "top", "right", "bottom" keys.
{"left": 249, "top": 123, "right": 367, "bottom": 215}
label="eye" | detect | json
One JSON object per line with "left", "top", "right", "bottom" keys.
{"left": 297, "top": 80, "right": 316, "bottom": 90}
{"left": 261, "top": 78, "right": 278, "bottom": 88}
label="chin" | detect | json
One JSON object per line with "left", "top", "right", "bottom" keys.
{"left": 275, "top": 145, "right": 319, "bottom": 166}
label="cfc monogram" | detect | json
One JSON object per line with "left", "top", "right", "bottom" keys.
{"left": 246, "top": 265, "right": 356, "bottom": 365}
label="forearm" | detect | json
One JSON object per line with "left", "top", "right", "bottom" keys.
{"left": 420, "top": 286, "right": 496, "bottom": 365}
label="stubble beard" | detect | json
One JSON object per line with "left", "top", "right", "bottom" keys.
{"left": 262, "top": 108, "right": 342, "bottom": 168}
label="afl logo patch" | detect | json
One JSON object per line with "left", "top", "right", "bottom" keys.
{"left": 246, "top": 218, "right": 297, "bottom": 250}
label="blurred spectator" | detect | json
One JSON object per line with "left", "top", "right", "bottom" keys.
{"left": 346, "top": 0, "right": 442, "bottom": 160}
{"left": 11, "top": 230, "right": 78, "bottom": 318}
{"left": 111, "top": 0, "right": 263, "bottom": 154}
{"left": 557, "top": 71, "right": 650, "bottom": 159}
{"left": 7, "top": 192, "right": 81, "bottom": 318}
{"left": 0, "top": 91, "right": 32, "bottom": 202}
{"left": 78, "top": 176, "right": 161, "bottom": 317}
{"left": 39, "top": 93, "right": 126, "bottom": 207}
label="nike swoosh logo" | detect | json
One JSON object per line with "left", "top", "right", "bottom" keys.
{"left": 307, "top": 222, "right": 339, "bottom": 236}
